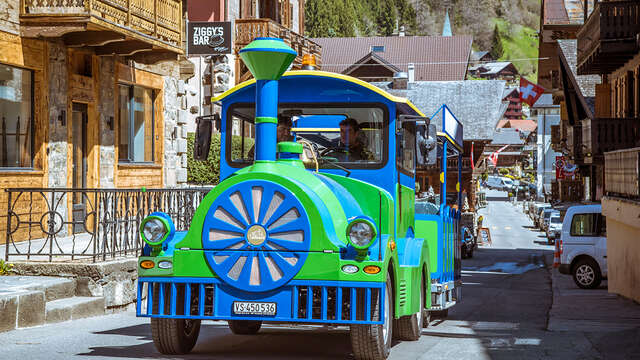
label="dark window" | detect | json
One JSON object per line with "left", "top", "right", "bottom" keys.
{"left": 0, "top": 63, "right": 34, "bottom": 168}
{"left": 118, "top": 84, "right": 155, "bottom": 162}
{"left": 396, "top": 120, "right": 415, "bottom": 175}
{"left": 570, "top": 213, "right": 606, "bottom": 236}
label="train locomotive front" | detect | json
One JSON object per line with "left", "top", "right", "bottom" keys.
{"left": 136, "top": 38, "right": 435, "bottom": 359}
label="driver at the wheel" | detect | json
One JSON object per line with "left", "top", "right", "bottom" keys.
{"left": 331, "top": 118, "right": 372, "bottom": 161}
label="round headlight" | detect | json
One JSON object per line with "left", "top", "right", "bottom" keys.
{"left": 347, "top": 220, "right": 376, "bottom": 249}
{"left": 141, "top": 218, "right": 168, "bottom": 245}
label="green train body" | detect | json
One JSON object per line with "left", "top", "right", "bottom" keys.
{"left": 136, "top": 38, "right": 462, "bottom": 359}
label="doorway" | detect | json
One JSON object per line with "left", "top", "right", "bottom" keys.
{"left": 72, "top": 102, "right": 88, "bottom": 234}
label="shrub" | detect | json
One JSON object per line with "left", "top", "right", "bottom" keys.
{"left": 508, "top": 192, "right": 514, "bottom": 198}
{"left": 187, "top": 133, "right": 255, "bottom": 185}
{"left": 498, "top": 168, "right": 509, "bottom": 175}
{"left": 481, "top": 172, "right": 488, "bottom": 181}
{"left": 0, "top": 260, "right": 14, "bottom": 275}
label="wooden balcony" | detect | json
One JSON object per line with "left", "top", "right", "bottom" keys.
{"left": 20, "top": 0, "right": 183, "bottom": 60}
{"left": 577, "top": 1, "right": 640, "bottom": 75}
{"left": 605, "top": 147, "right": 640, "bottom": 198}
{"left": 234, "top": 19, "right": 323, "bottom": 83}
{"left": 582, "top": 118, "right": 640, "bottom": 161}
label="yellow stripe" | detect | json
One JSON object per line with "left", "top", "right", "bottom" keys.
{"left": 437, "top": 131, "right": 463, "bottom": 151}
{"left": 212, "top": 70, "right": 425, "bottom": 117}
{"left": 292, "top": 127, "right": 339, "bottom": 132}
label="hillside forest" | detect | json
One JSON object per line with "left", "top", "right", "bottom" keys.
{"left": 304, "top": 0, "right": 541, "bottom": 79}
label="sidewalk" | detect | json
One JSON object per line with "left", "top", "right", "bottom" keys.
{"left": 548, "top": 267, "right": 640, "bottom": 332}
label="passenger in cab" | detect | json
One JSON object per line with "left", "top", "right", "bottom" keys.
{"left": 248, "top": 116, "right": 293, "bottom": 159}
{"left": 332, "top": 118, "right": 373, "bottom": 161}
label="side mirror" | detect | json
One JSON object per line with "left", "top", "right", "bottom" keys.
{"left": 194, "top": 115, "right": 215, "bottom": 161}
{"left": 417, "top": 123, "right": 437, "bottom": 166}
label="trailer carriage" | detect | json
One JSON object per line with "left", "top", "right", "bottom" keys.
{"left": 135, "top": 38, "right": 462, "bottom": 359}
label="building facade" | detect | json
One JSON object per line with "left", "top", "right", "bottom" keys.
{"left": 0, "top": 0, "right": 190, "bottom": 242}
{"left": 532, "top": 94, "right": 562, "bottom": 201}
{"left": 575, "top": 0, "right": 640, "bottom": 302}
{"left": 183, "top": 0, "right": 320, "bottom": 133}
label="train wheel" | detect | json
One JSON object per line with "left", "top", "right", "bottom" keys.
{"left": 431, "top": 308, "right": 448, "bottom": 319}
{"left": 228, "top": 320, "right": 262, "bottom": 335}
{"left": 151, "top": 318, "right": 201, "bottom": 355}
{"left": 350, "top": 275, "right": 393, "bottom": 360}
{"left": 396, "top": 273, "right": 424, "bottom": 340}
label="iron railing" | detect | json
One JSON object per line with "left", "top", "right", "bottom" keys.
{"left": 4, "top": 187, "right": 212, "bottom": 262}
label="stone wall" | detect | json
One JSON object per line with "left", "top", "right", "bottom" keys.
{"left": 47, "top": 40, "right": 70, "bottom": 236}
{"left": 0, "top": 0, "right": 20, "bottom": 35}
{"left": 98, "top": 57, "right": 116, "bottom": 187}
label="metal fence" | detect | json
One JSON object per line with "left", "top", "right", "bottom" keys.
{"left": 4, "top": 187, "right": 212, "bottom": 262}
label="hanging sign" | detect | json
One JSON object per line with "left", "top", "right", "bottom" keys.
{"left": 442, "top": 105, "right": 463, "bottom": 150}
{"left": 188, "top": 22, "right": 232, "bottom": 55}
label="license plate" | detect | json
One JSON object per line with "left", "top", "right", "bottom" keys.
{"left": 233, "top": 301, "right": 277, "bottom": 316}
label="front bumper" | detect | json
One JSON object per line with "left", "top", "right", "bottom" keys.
{"left": 137, "top": 277, "right": 384, "bottom": 325}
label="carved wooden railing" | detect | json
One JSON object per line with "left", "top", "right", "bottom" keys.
{"left": 20, "top": 0, "right": 182, "bottom": 47}
{"left": 605, "top": 147, "right": 640, "bottom": 198}
{"left": 234, "top": 19, "right": 322, "bottom": 83}
{"left": 582, "top": 117, "right": 640, "bottom": 158}
{"left": 577, "top": 1, "right": 640, "bottom": 73}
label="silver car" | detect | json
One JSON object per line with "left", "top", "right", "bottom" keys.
{"left": 546, "top": 213, "right": 562, "bottom": 244}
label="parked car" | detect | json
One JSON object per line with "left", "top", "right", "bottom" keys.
{"left": 558, "top": 204, "right": 607, "bottom": 289}
{"left": 546, "top": 213, "right": 562, "bottom": 244}
{"left": 502, "top": 177, "right": 515, "bottom": 192}
{"left": 486, "top": 176, "right": 510, "bottom": 191}
{"left": 534, "top": 205, "right": 552, "bottom": 227}
{"left": 542, "top": 209, "right": 559, "bottom": 232}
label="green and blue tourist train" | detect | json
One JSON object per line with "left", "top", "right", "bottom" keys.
{"left": 136, "top": 38, "right": 463, "bottom": 359}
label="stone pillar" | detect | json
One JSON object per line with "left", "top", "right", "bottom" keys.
{"left": 98, "top": 57, "right": 116, "bottom": 188}
{"left": 46, "top": 40, "right": 69, "bottom": 236}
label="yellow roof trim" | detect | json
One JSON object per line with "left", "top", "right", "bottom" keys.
{"left": 212, "top": 70, "right": 425, "bottom": 117}
{"left": 437, "top": 131, "right": 464, "bottom": 152}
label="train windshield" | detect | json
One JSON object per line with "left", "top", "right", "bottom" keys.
{"left": 227, "top": 103, "right": 388, "bottom": 169}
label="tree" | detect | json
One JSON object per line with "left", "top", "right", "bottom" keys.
{"left": 490, "top": 24, "right": 504, "bottom": 59}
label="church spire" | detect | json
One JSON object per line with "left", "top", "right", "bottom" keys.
{"left": 442, "top": 7, "right": 452, "bottom": 36}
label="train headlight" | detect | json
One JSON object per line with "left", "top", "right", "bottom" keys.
{"left": 140, "top": 213, "right": 174, "bottom": 247}
{"left": 346, "top": 218, "right": 377, "bottom": 249}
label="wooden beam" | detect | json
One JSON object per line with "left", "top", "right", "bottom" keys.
{"left": 20, "top": 24, "right": 86, "bottom": 38}
{"left": 94, "top": 40, "right": 153, "bottom": 56}
{"left": 63, "top": 31, "right": 125, "bottom": 47}
{"left": 128, "top": 50, "right": 178, "bottom": 65}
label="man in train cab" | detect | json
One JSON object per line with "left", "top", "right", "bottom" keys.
{"left": 335, "top": 118, "right": 373, "bottom": 161}
{"left": 248, "top": 116, "right": 293, "bottom": 159}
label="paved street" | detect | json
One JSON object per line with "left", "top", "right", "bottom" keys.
{"left": 1, "top": 190, "right": 639, "bottom": 360}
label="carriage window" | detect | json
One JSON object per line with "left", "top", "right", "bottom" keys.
{"left": 229, "top": 108, "right": 255, "bottom": 162}
{"left": 226, "top": 103, "right": 387, "bottom": 168}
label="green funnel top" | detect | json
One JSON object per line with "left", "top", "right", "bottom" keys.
{"left": 239, "top": 37, "right": 297, "bottom": 80}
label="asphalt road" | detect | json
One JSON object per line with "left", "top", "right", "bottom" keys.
{"left": 1, "top": 189, "right": 639, "bottom": 359}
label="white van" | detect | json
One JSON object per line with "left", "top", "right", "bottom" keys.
{"left": 557, "top": 204, "right": 607, "bottom": 289}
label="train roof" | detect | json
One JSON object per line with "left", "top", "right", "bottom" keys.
{"left": 212, "top": 70, "right": 425, "bottom": 117}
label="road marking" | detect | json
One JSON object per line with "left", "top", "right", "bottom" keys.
{"left": 514, "top": 338, "right": 542, "bottom": 345}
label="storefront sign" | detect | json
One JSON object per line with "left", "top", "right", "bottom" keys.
{"left": 188, "top": 22, "right": 232, "bottom": 55}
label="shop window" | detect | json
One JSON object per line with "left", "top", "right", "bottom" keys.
{"left": 0, "top": 63, "right": 34, "bottom": 168}
{"left": 118, "top": 84, "right": 155, "bottom": 163}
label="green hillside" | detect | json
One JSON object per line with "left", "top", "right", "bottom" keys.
{"left": 305, "top": 0, "right": 540, "bottom": 79}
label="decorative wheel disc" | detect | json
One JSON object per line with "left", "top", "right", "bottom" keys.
{"left": 202, "top": 180, "right": 311, "bottom": 292}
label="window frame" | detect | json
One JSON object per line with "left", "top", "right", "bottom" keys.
{"left": 117, "top": 83, "right": 155, "bottom": 164}
{"left": 0, "top": 62, "right": 35, "bottom": 170}
{"left": 225, "top": 102, "right": 389, "bottom": 169}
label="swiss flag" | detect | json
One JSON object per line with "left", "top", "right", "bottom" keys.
{"left": 489, "top": 145, "right": 509, "bottom": 167}
{"left": 519, "top": 77, "right": 545, "bottom": 107}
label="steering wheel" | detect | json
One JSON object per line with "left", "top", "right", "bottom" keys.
{"left": 319, "top": 146, "right": 347, "bottom": 158}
